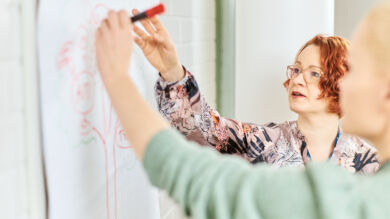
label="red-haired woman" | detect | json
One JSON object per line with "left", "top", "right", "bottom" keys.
{"left": 131, "top": 10, "right": 379, "bottom": 174}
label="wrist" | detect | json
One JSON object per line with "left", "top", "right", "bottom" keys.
{"left": 161, "top": 64, "right": 185, "bottom": 82}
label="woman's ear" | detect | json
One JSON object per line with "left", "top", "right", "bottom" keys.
{"left": 283, "top": 80, "right": 290, "bottom": 90}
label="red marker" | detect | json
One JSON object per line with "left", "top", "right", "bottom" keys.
{"left": 130, "top": 3, "right": 165, "bottom": 23}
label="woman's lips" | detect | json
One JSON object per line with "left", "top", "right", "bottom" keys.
{"left": 291, "top": 91, "right": 306, "bottom": 98}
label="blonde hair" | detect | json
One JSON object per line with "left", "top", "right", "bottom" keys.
{"left": 361, "top": 1, "right": 390, "bottom": 72}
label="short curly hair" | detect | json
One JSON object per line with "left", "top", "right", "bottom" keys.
{"left": 283, "top": 35, "right": 351, "bottom": 117}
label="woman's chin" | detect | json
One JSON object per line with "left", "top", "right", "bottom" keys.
{"left": 289, "top": 104, "right": 307, "bottom": 114}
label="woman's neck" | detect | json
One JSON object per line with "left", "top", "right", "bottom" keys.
{"left": 297, "top": 113, "right": 340, "bottom": 161}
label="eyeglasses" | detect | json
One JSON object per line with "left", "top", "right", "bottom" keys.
{"left": 286, "top": 65, "right": 323, "bottom": 84}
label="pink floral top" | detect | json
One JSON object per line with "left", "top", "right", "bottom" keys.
{"left": 155, "top": 69, "right": 380, "bottom": 174}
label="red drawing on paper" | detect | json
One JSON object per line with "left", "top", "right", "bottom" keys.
{"left": 114, "top": 120, "right": 131, "bottom": 149}
{"left": 90, "top": 3, "right": 110, "bottom": 25}
{"left": 56, "top": 3, "right": 133, "bottom": 219}
{"left": 57, "top": 41, "right": 74, "bottom": 69}
{"left": 80, "top": 118, "right": 93, "bottom": 136}
{"left": 71, "top": 71, "right": 95, "bottom": 115}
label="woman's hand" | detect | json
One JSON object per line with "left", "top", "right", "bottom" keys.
{"left": 132, "top": 9, "right": 184, "bottom": 82}
{"left": 95, "top": 10, "right": 169, "bottom": 159}
{"left": 95, "top": 10, "right": 133, "bottom": 86}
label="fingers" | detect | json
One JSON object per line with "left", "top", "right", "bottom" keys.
{"left": 99, "top": 18, "right": 109, "bottom": 38}
{"left": 149, "top": 16, "right": 166, "bottom": 33}
{"left": 118, "top": 10, "right": 130, "bottom": 28}
{"left": 133, "top": 25, "right": 148, "bottom": 40}
{"left": 131, "top": 8, "right": 139, "bottom": 16}
{"left": 131, "top": 8, "right": 166, "bottom": 34}
{"left": 98, "top": 10, "right": 132, "bottom": 39}
{"left": 133, "top": 23, "right": 165, "bottom": 50}
{"left": 152, "top": 33, "right": 164, "bottom": 44}
{"left": 134, "top": 36, "right": 146, "bottom": 49}
{"left": 102, "top": 18, "right": 109, "bottom": 30}
{"left": 132, "top": 9, "right": 156, "bottom": 35}
{"left": 107, "top": 10, "right": 119, "bottom": 29}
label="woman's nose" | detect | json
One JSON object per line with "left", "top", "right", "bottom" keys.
{"left": 292, "top": 72, "right": 305, "bottom": 86}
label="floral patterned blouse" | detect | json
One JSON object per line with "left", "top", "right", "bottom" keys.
{"left": 154, "top": 68, "right": 380, "bottom": 174}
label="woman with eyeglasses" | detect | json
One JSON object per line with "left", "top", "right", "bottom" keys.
{"left": 95, "top": 3, "right": 390, "bottom": 217}
{"left": 131, "top": 9, "right": 378, "bottom": 173}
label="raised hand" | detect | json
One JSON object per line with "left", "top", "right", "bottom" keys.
{"left": 95, "top": 10, "right": 133, "bottom": 85}
{"left": 132, "top": 9, "right": 184, "bottom": 82}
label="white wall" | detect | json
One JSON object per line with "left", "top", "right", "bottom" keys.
{"left": 0, "top": 3, "right": 26, "bottom": 218}
{"left": 0, "top": 0, "right": 45, "bottom": 219}
{"left": 158, "top": 0, "right": 216, "bottom": 218}
{"left": 335, "top": 0, "right": 382, "bottom": 39}
{"left": 160, "top": 0, "right": 216, "bottom": 108}
{"left": 235, "top": 0, "right": 334, "bottom": 124}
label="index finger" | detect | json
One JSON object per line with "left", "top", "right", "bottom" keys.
{"left": 118, "top": 10, "right": 131, "bottom": 28}
{"left": 132, "top": 9, "right": 156, "bottom": 34}
{"left": 149, "top": 16, "right": 166, "bottom": 33}
{"left": 107, "top": 10, "right": 119, "bottom": 29}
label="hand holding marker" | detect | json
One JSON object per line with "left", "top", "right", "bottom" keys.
{"left": 131, "top": 4, "right": 185, "bottom": 82}
{"left": 130, "top": 3, "right": 165, "bottom": 23}
{"left": 131, "top": 4, "right": 186, "bottom": 82}
{"left": 95, "top": 3, "right": 165, "bottom": 84}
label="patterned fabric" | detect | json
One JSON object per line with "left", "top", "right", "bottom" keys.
{"left": 155, "top": 69, "right": 380, "bottom": 174}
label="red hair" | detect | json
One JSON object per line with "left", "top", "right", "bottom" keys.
{"left": 283, "top": 35, "right": 351, "bottom": 117}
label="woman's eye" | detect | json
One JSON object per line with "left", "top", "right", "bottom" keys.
{"left": 293, "top": 68, "right": 300, "bottom": 73}
{"left": 311, "top": 72, "right": 321, "bottom": 78}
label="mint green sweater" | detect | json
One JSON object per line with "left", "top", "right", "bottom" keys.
{"left": 143, "top": 129, "right": 390, "bottom": 219}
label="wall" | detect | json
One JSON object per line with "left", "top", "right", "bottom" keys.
{"left": 158, "top": 0, "right": 216, "bottom": 218}
{"left": 0, "top": 0, "right": 215, "bottom": 218}
{"left": 160, "top": 0, "right": 216, "bottom": 108}
{"left": 235, "top": 0, "right": 334, "bottom": 124}
{"left": 216, "top": 0, "right": 235, "bottom": 117}
{"left": 335, "top": 0, "right": 382, "bottom": 39}
{"left": 0, "top": 0, "right": 45, "bottom": 219}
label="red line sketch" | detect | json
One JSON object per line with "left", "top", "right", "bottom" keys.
{"left": 56, "top": 3, "right": 133, "bottom": 219}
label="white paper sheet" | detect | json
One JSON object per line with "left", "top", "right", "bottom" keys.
{"left": 38, "top": 1, "right": 160, "bottom": 218}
